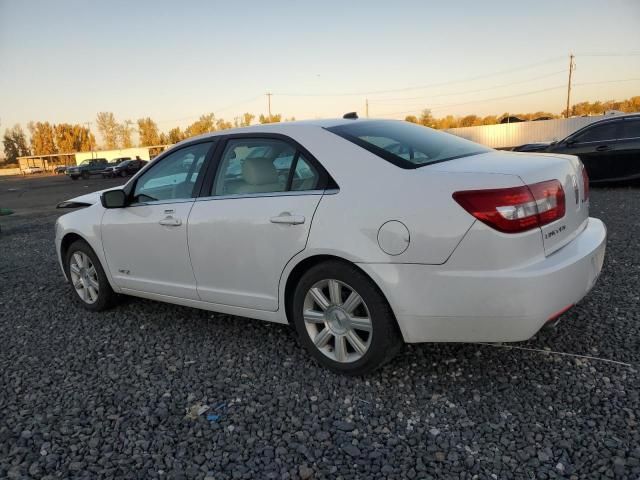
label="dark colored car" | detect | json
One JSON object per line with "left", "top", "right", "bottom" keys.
{"left": 103, "top": 159, "right": 147, "bottom": 178}
{"left": 67, "top": 158, "right": 109, "bottom": 180}
{"left": 515, "top": 114, "right": 640, "bottom": 184}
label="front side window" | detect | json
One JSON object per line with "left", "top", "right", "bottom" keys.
{"left": 133, "top": 142, "right": 212, "bottom": 203}
{"left": 213, "top": 138, "right": 311, "bottom": 196}
{"left": 327, "top": 120, "right": 489, "bottom": 169}
{"left": 573, "top": 122, "right": 618, "bottom": 143}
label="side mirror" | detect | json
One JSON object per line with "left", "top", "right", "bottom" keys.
{"left": 101, "top": 189, "right": 128, "bottom": 209}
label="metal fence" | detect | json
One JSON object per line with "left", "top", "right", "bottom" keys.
{"left": 445, "top": 115, "right": 614, "bottom": 149}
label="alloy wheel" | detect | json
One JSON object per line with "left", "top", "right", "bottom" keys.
{"left": 303, "top": 279, "right": 372, "bottom": 363}
{"left": 69, "top": 251, "right": 99, "bottom": 304}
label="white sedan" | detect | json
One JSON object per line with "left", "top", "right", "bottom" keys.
{"left": 55, "top": 117, "right": 606, "bottom": 374}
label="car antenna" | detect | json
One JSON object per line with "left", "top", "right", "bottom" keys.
{"left": 343, "top": 112, "right": 358, "bottom": 119}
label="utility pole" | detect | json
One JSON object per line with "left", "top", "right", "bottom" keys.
{"left": 266, "top": 92, "right": 273, "bottom": 121}
{"left": 565, "top": 53, "right": 575, "bottom": 119}
{"left": 365, "top": 98, "right": 369, "bottom": 118}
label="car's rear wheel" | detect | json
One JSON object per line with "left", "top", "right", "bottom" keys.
{"left": 70, "top": 176, "right": 78, "bottom": 180}
{"left": 65, "top": 240, "right": 118, "bottom": 311}
{"left": 291, "top": 261, "right": 402, "bottom": 375}
{"left": 81, "top": 171, "right": 90, "bottom": 179}
{"left": 119, "top": 170, "right": 127, "bottom": 177}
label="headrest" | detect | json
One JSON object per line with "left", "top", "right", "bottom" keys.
{"left": 242, "top": 157, "right": 278, "bottom": 185}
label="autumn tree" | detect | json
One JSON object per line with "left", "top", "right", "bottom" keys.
{"left": 259, "top": 113, "right": 281, "bottom": 124}
{"left": 404, "top": 115, "right": 418, "bottom": 124}
{"left": 184, "top": 114, "right": 216, "bottom": 138}
{"left": 28, "top": 121, "right": 57, "bottom": 155}
{"left": 167, "top": 127, "right": 184, "bottom": 144}
{"left": 216, "top": 118, "right": 233, "bottom": 131}
{"left": 96, "top": 112, "right": 119, "bottom": 149}
{"left": 118, "top": 120, "right": 134, "bottom": 148}
{"left": 418, "top": 109, "right": 435, "bottom": 127}
{"left": 137, "top": 117, "right": 160, "bottom": 146}
{"left": 240, "top": 113, "right": 255, "bottom": 127}
{"left": 2, "top": 125, "right": 30, "bottom": 164}
{"left": 158, "top": 132, "right": 169, "bottom": 145}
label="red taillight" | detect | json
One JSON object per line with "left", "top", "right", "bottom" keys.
{"left": 581, "top": 163, "right": 589, "bottom": 202}
{"left": 453, "top": 180, "right": 565, "bottom": 234}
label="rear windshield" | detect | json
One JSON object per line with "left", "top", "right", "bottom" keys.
{"left": 327, "top": 120, "right": 489, "bottom": 169}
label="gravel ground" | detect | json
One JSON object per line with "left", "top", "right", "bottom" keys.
{"left": 0, "top": 185, "right": 639, "bottom": 479}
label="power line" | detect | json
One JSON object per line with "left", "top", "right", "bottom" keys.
{"left": 371, "top": 69, "right": 567, "bottom": 104}
{"left": 376, "top": 78, "right": 640, "bottom": 117}
{"left": 273, "top": 56, "right": 566, "bottom": 97}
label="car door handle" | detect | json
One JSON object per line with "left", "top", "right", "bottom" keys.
{"left": 270, "top": 212, "right": 305, "bottom": 225}
{"left": 595, "top": 145, "right": 610, "bottom": 152}
{"left": 159, "top": 216, "right": 182, "bottom": 226}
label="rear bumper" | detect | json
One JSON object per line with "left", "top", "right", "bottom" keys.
{"left": 358, "top": 217, "right": 606, "bottom": 343}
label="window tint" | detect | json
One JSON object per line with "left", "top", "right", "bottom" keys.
{"left": 620, "top": 119, "right": 640, "bottom": 139}
{"left": 133, "top": 142, "right": 212, "bottom": 202}
{"left": 213, "top": 139, "right": 296, "bottom": 195}
{"left": 327, "top": 120, "right": 489, "bottom": 168}
{"left": 573, "top": 122, "right": 617, "bottom": 143}
{"left": 291, "top": 155, "right": 319, "bottom": 191}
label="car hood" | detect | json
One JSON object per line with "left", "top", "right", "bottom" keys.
{"left": 56, "top": 187, "right": 121, "bottom": 208}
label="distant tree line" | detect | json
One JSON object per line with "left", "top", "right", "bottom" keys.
{"left": 405, "top": 95, "right": 640, "bottom": 129}
{"left": 2, "top": 95, "right": 638, "bottom": 165}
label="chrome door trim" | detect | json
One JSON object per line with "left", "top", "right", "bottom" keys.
{"left": 194, "top": 189, "right": 337, "bottom": 203}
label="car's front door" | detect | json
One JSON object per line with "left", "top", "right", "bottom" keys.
{"left": 101, "top": 141, "right": 215, "bottom": 299}
{"left": 614, "top": 117, "right": 640, "bottom": 181}
{"left": 554, "top": 120, "right": 619, "bottom": 182}
{"left": 188, "top": 136, "right": 327, "bottom": 311}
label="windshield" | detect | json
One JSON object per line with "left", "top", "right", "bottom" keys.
{"left": 79, "top": 160, "right": 90, "bottom": 166}
{"left": 327, "top": 120, "right": 489, "bottom": 169}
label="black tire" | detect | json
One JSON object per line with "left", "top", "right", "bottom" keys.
{"left": 291, "top": 260, "right": 403, "bottom": 375}
{"left": 70, "top": 176, "right": 79, "bottom": 180}
{"left": 81, "top": 171, "right": 90, "bottom": 180}
{"left": 64, "top": 240, "right": 119, "bottom": 311}
{"left": 120, "top": 170, "right": 127, "bottom": 177}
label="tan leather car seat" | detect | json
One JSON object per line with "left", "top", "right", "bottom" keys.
{"left": 231, "top": 157, "right": 283, "bottom": 194}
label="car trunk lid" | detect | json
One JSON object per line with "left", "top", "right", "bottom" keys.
{"left": 432, "top": 150, "right": 589, "bottom": 255}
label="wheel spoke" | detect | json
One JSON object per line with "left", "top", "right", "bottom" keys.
{"left": 70, "top": 264, "right": 81, "bottom": 275}
{"left": 342, "top": 291, "right": 362, "bottom": 314}
{"left": 309, "top": 287, "right": 330, "bottom": 311}
{"left": 328, "top": 280, "right": 341, "bottom": 305}
{"left": 346, "top": 330, "right": 367, "bottom": 355}
{"left": 88, "top": 278, "right": 100, "bottom": 291}
{"left": 334, "top": 335, "right": 347, "bottom": 362}
{"left": 73, "top": 253, "right": 84, "bottom": 269}
{"left": 88, "top": 285, "right": 98, "bottom": 302}
{"left": 349, "top": 317, "right": 372, "bottom": 332}
{"left": 313, "top": 327, "right": 332, "bottom": 348}
{"left": 303, "top": 309, "right": 325, "bottom": 324}
{"left": 73, "top": 279, "right": 83, "bottom": 290}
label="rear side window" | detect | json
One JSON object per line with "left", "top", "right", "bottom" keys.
{"left": 620, "top": 119, "right": 640, "bottom": 139}
{"left": 212, "top": 138, "right": 321, "bottom": 196}
{"left": 327, "top": 120, "right": 489, "bottom": 169}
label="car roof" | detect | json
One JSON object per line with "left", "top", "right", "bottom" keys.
{"left": 178, "top": 118, "right": 404, "bottom": 145}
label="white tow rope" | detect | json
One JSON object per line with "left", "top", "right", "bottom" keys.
{"left": 475, "top": 342, "right": 633, "bottom": 368}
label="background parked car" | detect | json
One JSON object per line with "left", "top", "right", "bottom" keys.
{"left": 103, "top": 159, "right": 147, "bottom": 178}
{"left": 23, "top": 166, "right": 44, "bottom": 174}
{"left": 54, "top": 165, "right": 68, "bottom": 174}
{"left": 67, "top": 158, "right": 108, "bottom": 180}
{"left": 514, "top": 114, "right": 640, "bottom": 183}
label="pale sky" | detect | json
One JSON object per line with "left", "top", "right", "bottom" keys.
{"left": 1, "top": 0, "right": 639, "bottom": 134}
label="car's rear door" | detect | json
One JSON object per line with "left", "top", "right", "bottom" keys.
{"left": 187, "top": 135, "right": 329, "bottom": 311}
{"left": 101, "top": 141, "right": 216, "bottom": 299}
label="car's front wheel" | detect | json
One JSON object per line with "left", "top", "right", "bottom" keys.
{"left": 291, "top": 261, "right": 402, "bottom": 375}
{"left": 65, "top": 240, "right": 118, "bottom": 311}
